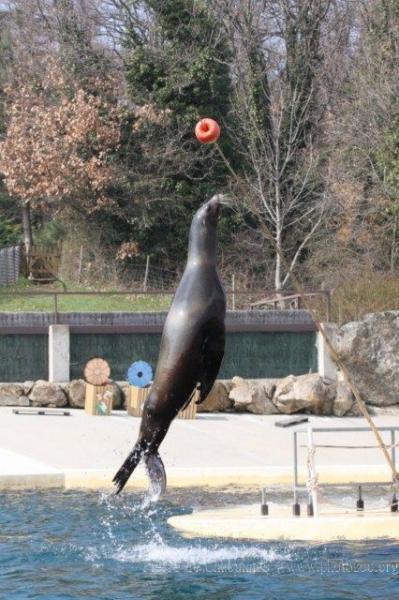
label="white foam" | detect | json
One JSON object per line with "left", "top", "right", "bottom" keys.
{"left": 115, "top": 541, "right": 289, "bottom": 567}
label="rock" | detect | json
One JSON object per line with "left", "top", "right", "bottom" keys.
{"left": 0, "top": 383, "right": 30, "bottom": 407}
{"left": 273, "top": 373, "right": 336, "bottom": 415}
{"left": 197, "top": 381, "right": 234, "bottom": 412}
{"left": 62, "top": 379, "right": 86, "bottom": 408}
{"left": 116, "top": 381, "right": 130, "bottom": 409}
{"left": 108, "top": 382, "right": 123, "bottom": 409}
{"left": 0, "top": 382, "right": 26, "bottom": 405}
{"left": 229, "top": 377, "right": 279, "bottom": 414}
{"left": 336, "top": 311, "right": 399, "bottom": 406}
{"left": 29, "top": 380, "right": 68, "bottom": 407}
{"left": 333, "top": 381, "right": 354, "bottom": 417}
{"left": 346, "top": 402, "right": 362, "bottom": 417}
{"left": 0, "top": 395, "right": 29, "bottom": 407}
{"left": 368, "top": 405, "right": 399, "bottom": 416}
{"left": 23, "top": 381, "right": 35, "bottom": 396}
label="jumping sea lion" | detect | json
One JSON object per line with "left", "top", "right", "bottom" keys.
{"left": 113, "top": 195, "right": 226, "bottom": 495}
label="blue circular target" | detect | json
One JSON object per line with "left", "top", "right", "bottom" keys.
{"left": 127, "top": 361, "right": 153, "bottom": 387}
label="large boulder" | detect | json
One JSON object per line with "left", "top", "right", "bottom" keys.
{"left": 336, "top": 311, "right": 399, "bottom": 406}
{"left": 273, "top": 373, "right": 336, "bottom": 415}
{"left": 29, "top": 380, "right": 68, "bottom": 408}
{"left": 229, "top": 377, "right": 279, "bottom": 414}
{"left": 117, "top": 381, "right": 130, "bottom": 409}
{"left": 197, "top": 381, "right": 234, "bottom": 412}
{"left": 23, "top": 381, "right": 35, "bottom": 396}
{"left": 332, "top": 381, "right": 355, "bottom": 417}
{"left": 62, "top": 379, "right": 86, "bottom": 408}
{"left": 0, "top": 383, "right": 30, "bottom": 407}
{"left": 108, "top": 382, "right": 124, "bottom": 409}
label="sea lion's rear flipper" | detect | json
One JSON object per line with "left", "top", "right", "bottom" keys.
{"left": 113, "top": 443, "right": 144, "bottom": 495}
{"left": 145, "top": 452, "right": 167, "bottom": 498}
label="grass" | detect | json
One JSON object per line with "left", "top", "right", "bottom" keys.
{"left": 332, "top": 275, "right": 399, "bottom": 325}
{"left": 1, "top": 276, "right": 398, "bottom": 321}
{"left": 0, "top": 279, "right": 173, "bottom": 312}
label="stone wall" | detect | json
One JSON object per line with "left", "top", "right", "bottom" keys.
{"left": 0, "top": 373, "right": 396, "bottom": 416}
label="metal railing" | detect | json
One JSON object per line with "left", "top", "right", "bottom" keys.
{"left": 250, "top": 289, "right": 331, "bottom": 321}
{"left": 0, "top": 287, "right": 332, "bottom": 319}
{"left": 0, "top": 245, "right": 21, "bottom": 286}
{"left": 292, "top": 426, "right": 399, "bottom": 516}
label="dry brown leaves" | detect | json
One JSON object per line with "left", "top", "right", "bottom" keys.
{"left": 0, "top": 61, "right": 120, "bottom": 209}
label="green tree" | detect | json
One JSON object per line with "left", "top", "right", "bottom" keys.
{"left": 121, "top": 0, "right": 236, "bottom": 267}
{"left": 0, "top": 10, "right": 20, "bottom": 248}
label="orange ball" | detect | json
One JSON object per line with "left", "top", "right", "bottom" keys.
{"left": 195, "top": 118, "right": 221, "bottom": 144}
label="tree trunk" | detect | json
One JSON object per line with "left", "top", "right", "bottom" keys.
{"left": 390, "top": 212, "right": 398, "bottom": 273}
{"left": 21, "top": 201, "right": 33, "bottom": 276}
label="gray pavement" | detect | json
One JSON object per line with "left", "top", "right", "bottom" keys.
{"left": 0, "top": 407, "right": 398, "bottom": 489}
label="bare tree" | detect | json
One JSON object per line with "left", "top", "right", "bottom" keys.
{"left": 213, "top": 0, "right": 337, "bottom": 291}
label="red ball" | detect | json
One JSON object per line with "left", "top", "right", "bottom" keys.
{"left": 195, "top": 118, "right": 221, "bottom": 144}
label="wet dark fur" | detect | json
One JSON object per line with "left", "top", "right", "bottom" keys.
{"left": 113, "top": 197, "right": 226, "bottom": 494}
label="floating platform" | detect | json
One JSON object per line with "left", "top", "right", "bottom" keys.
{"left": 168, "top": 503, "right": 399, "bottom": 541}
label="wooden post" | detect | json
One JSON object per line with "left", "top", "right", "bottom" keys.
{"left": 85, "top": 383, "right": 113, "bottom": 415}
{"left": 127, "top": 385, "right": 197, "bottom": 419}
{"left": 127, "top": 386, "right": 150, "bottom": 416}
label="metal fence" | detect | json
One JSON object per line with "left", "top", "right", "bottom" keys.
{"left": 0, "top": 245, "right": 21, "bottom": 286}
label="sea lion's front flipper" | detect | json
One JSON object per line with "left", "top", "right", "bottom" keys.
{"left": 145, "top": 452, "right": 167, "bottom": 498}
{"left": 196, "top": 321, "right": 226, "bottom": 405}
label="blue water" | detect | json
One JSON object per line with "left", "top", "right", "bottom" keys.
{"left": 0, "top": 487, "right": 398, "bottom": 599}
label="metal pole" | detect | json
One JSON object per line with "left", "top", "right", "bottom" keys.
{"left": 143, "top": 256, "right": 150, "bottom": 292}
{"left": 232, "top": 274, "right": 236, "bottom": 310}
{"left": 54, "top": 293, "right": 59, "bottom": 324}
{"left": 307, "top": 426, "right": 318, "bottom": 517}
{"left": 293, "top": 431, "right": 298, "bottom": 489}
{"left": 78, "top": 245, "right": 84, "bottom": 283}
{"left": 391, "top": 430, "right": 396, "bottom": 480}
{"left": 292, "top": 432, "right": 301, "bottom": 515}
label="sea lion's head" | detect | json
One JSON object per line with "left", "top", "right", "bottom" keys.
{"left": 195, "top": 194, "right": 229, "bottom": 228}
{"left": 188, "top": 195, "right": 228, "bottom": 262}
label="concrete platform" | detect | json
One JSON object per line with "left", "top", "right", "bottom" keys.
{"left": 0, "top": 407, "right": 398, "bottom": 490}
{"left": 168, "top": 503, "right": 399, "bottom": 541}
{"left": 0, "top": 448, "right": 64, "bottom": 490}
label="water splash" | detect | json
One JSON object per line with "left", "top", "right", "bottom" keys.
{"left": 115, "top": 540, "right": 290, "bottom": 569}
{"left": 90, "top": 490, "right": 292, "bottom": 573}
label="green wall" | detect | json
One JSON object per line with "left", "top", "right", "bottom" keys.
{"left": 70, "top": 333, "right": 163, "bottom": 380}
{"left": 223, "top": 332, "right": 317, "bottom": 379}
{"left": 0, "top": 334, "right": 48, "bottom": 381}
{"left": 0, "top": 331, "right": 317, "bottom": 381}
{"left": 70, "top": 331, "right": 317, "bottom": 380}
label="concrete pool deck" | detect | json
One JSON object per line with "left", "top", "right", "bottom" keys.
{"left": 0, "top": 407, "right": 398, "bottom": 491}
{"left": 168, "top": 503, "right": 399, "bottom": 541}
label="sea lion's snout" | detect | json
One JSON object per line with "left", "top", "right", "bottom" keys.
{"left": 205, "top": 196, "right": 222, "bottom": 223}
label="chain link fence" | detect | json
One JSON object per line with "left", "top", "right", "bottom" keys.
{"left": 0, "top": 245, "right": 21, "bottom": 286}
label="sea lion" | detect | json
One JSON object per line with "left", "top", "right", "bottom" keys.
{"left": 113, "top": 195, "right": 226, "bottom": 495}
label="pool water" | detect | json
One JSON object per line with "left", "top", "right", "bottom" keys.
{"left": 0, "top": 487, "right": 398, "bottom": 599}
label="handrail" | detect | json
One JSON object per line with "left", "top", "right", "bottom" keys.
{"left": 0, "top": 287, "right": 331, "bottom": 319}
{"left": 293, "top": 426, "right": 398, "bottom": 494}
